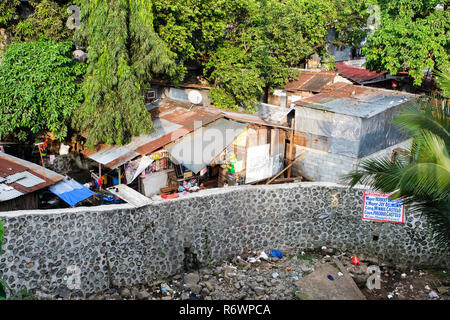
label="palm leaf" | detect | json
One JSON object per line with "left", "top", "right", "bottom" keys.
{"left": 435, "top": 68, "right": 450, "bottom": 99}
{"left": 393, "top": 101, "right": 450, "bottom": 148}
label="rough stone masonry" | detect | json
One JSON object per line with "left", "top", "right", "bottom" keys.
{"left": 0, "top": 182, "right": 448, "bottom": 297}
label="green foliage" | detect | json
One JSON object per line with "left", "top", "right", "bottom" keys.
{"left": 11, "top": 0, "right": 73, "bottom": 43}
{"left": 200, "top": 0, "right": 370, "bottom": 110}
{"left": 74, "top": 0, "right": 176, "bottom": 147}
{"left": 436, "top": 68, "right": 450, "bottom": 98}
{"left": 0, "top": 0, "right": 20, "bottom": 27}
{"left": 363, "top": 1, "right": 450, "bottom": 85}
{"left": 343, "top": 97, "right": 450, "bottom": 252}
{"left": 0, "top": 38, "right": 86, "bottom": 141}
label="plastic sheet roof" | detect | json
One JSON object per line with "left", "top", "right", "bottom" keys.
{"left": 294, "top": 83, "right": 417, "bottom": 118}
{"left": 165, "top": 118, "right": 248, "bottom": 174}
{"left": 0, "top": 153, "right": 64, "bottom": 202}
{"left": 49, "top": 179, "right": 94, "bottom": 207}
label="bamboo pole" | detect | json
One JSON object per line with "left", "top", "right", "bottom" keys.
{"left": 265, "top": 150, "right": 308, "bottom": 185}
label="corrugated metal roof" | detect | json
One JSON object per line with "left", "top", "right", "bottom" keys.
{"left": 284, "top": 70, "right": 337, "bottom": 92}
{"left": 295, "top": 83, "right": 417, "bottom": 118}
{"left": 106, "top": 184, "right": 152, "bottom": 208}
{"left": 165, "top": 118, "right": 248, "bottom": 174}
{"left": 337, "top": 62, "right": 387, "bottom": 84}
{"left": 82, "top": 102, "right": 223, "bottom": 169}
{"left": 0, "top": 153, "right": 64, "bottom": 203}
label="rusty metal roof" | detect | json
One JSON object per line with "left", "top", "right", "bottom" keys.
{"left": 294, "top": 83, "right": 417, "bottom": 118}
{"left": 284, "top": 70, "right": 337, "bottom": 92}
{"left": 82, "top": 101, "right": 223, "bottom": 169}
{"left": 336, "top": 62, "right": 387, "bottom": 84}
{"left": 0, "top": 153, "right": 64, "bottom": 202}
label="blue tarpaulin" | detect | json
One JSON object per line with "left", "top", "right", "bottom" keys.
{"left": 49, "top": 179, "right": 94, "bottom": 207}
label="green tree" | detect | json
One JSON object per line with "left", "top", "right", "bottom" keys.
{"left": 436, "top": 68, "right": 450, "bottom": 98}
{"left": 0, "top": 38, "right": 86, "bottom": 141}
{"left": 204, "top": 0, "right": 370, "bottom": 110}
{"left": 73, "top": 0, "right": 176, "bottom": 147}
{"left": 343, "top": 97, "right": 450, "bottom": 252}
{"left": 11, "top": 0, "right": 73, "bottom": 43}
{"left": 363, "top": 1, "right": 450, "bottom": 85}
{"left": 0, "top": 0, "right": 20, "bottom": 27}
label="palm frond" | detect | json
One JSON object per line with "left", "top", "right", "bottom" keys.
{"left": 435, "top": 68, "right": 450, "bottom": 99}
{"left": 393, "top": 101, "right": 450, "bottom": 148}
{"left": 341, "top": 155, "right": 406, "bottom": 192}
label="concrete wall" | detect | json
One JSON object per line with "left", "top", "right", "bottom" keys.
{"left": 0, "top": 182, "right": 447, "bottom": 297}
{"left": 292, "top": 140, "right": 411, "bottom": 182}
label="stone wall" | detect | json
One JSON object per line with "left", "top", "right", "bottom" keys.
{"left": 0, "top": 182, "right": 448, "bottom": 297}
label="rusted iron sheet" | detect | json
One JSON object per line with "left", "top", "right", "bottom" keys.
{"left": 0, "top": 153, "right": 64, "bottom": 202}
{"left": 81, "top": 102, "right": 222, "bottom": 169}
{"left": 337, "top": 62, "right": 387, "bottom": 84}
{"left": 284, "top": 71, "right": 336, "bottom": 92}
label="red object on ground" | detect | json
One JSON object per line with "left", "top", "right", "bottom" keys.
{"left": 161, "top": 193, "right": 179, "bottom": 199}
{"left": 351, "top": 256, "right": 360, "bottom": 265}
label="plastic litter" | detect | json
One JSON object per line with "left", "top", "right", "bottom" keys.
{"left": 321, "top": 246, "right": 327, "bottom": 250}
{"left": 401, "top": 273, "right": 407, "bottom": 278}
{"left": 269, "top": 250, "right": 283, "bottom": 259}
{"left": 429, "top": 291, "right": 439, "bottom": 298}
{"left": 300, "top": 251, "right": 305, "bottom": 255}
{"left": 258, "top": 251, "right": 269, "bottom": 260}
{"left": 292, "top": 276, "right": 299, "bottom": 281}
{"left": 387, "top": 294, "right": 393, "bottom": 299}
{"left": 327, "top": 275, "right": 334, "bottom": 281}
{"left": 298, "top": 273, "right": 303, "bottom": 277}
{"left": 285, "top": 267, "right": 292, "bottom": 271}
{"left": 351, "top": 256, "right": 360, "bottom": 266}
{"left": 337, "top": 272, "right": 343, "bottom": 277}
{"left": 272, "top": 272, "right": 279, "bottom": 279}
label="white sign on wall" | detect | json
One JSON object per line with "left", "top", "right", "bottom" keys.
{"left": 362, "top": 191, "right": 405, "bottom": 223}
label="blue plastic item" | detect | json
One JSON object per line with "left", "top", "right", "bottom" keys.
{"left": 269, "top": 249, "right": 283, "bottom": 259}
{"left": 327, "top": 275, "right": 335, "bottom": 281}
{"left": 49, "top": 179, "right": 94, "bottom": 207}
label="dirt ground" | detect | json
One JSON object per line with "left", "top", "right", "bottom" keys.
{"left": 361, "top": 267, "right": 450, "bottom": 300}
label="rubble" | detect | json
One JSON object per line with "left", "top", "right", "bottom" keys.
{"left": 33, "top": 248, "right": 450, "bottom": 301}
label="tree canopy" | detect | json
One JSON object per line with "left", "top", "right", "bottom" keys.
{"left": 0, "top": 38, "right": 85, "bottom": 141}
{"left": 363, "top": 0, "right": 449, "bottom": 85}
{"left": 153, "top": 0, "right": 370, "bottom": 111}
{"left": 73, "top": 0, "right": 176, "bottom": 147}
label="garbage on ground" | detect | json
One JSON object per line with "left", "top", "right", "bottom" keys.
{"left": 429, "top": 291, "right": 439, "bottom": 299}
{"left": 292, "top": 276, "right": 299, "bottom": 281}
{"left": 401, "top": 273, "right": 407, "bottom": 278}
{"left": 387, "top": 293, "right": 393, "bottom": 299}
{"left": 269, "top": 250, "right": 283, "bottom": 259}
{"left": 298, "top": 273, "right": 303, "bottom": 277}
{"left": 285, "top": 267, "right": 292, "bottom": 271}
{"left": 272, "top": 272, "right": 279, "bottom": 279}
{"left": 337, "top": 272, "right": 343, "bottom": 277}
{"left": 258, "top": 251, "right": 269, "bottom": 260}
{"left": 425, "top": 285, "right": 431, "bottom": 291}
{"left": 327, "top": 275, "right": 334, "bottom": 281}
{"left": 351, "top": 256, "right": 360, "bottom": 265}
{"left": 321, "top": 246, "right": 327, "bottom": 250}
